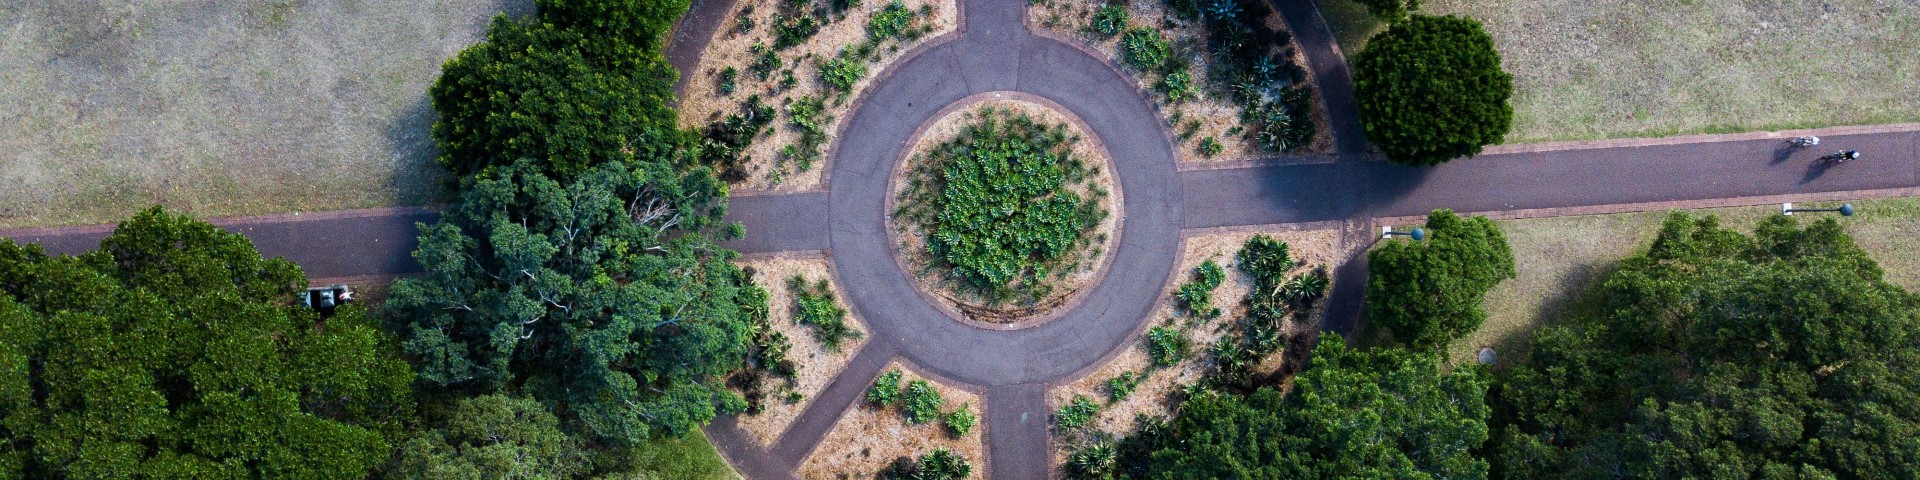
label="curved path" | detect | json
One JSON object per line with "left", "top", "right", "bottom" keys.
{"left": 5, "top": 0, "right": 1920, "bottom": 478}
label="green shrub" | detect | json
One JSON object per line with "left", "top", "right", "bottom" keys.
{"left": 903, "top": 379, "right": 945, "bottom": 424}
{"left": 1365, "top": 209, "right": 1514, "bottom": 348}
{"left": 1106, "top": 371, "right": 1141, "bottom": 403}
{"left": 699, "top": 95, "right": 776, "bottom": 179}
{"left": 1357, "top": 0, "right": 1420, "bottom": 23}
{"left": 1174, "top": 260, "right": 1225, "bottom": 319}
{"left": 1091, "top": 5, "right": 1130, "bottom": 37}
{"left": 773, "top": 14, "right": 821, "bottom": 50}
{"left": 1198, "top": 136, "right": 1223, "bottom": 157}
{"left": 788, "top": 276, "right": 863, "bottom": 351}
{"left": 1353, "top": 14, "right": 1512, "bottom": 165}
{"left": 882, "top": 449, "right": 973, "bottom": 480}
{"left": 1236, "top": 234, "right": 1294, "bottom": 286}
{"left": 1057, "top": 395, "right": 1101, "bottom": 429}
{"left": 944, "top": 404, "right": 977, "bottom": 437}
{"left": 868, "top": 369, "right": 904, "bottom": 406}
{"left": 868, "top": 0, "right": 916, "bottom": 40}
{"left": 749, "top": 43, "right": 783, "bottom": 79}
{"left": 1147, "top": 326, "right": 1188, "bottom": 366}
{"left": 1158, "top": 68, "right": 1195, "bottom": 102}
{"left": 784, "top": 95, "right": 831, "bottom": 172}
{"left": 896, "top": 108, "right": 1107, "bottom": 304}
{"left": 1120, "top": 27, "right": 1172, "bottom": 71}
{"left": 1243, "top": 87, "right": 1317, "bottom": 152}
{"left": 820, "top": 51, "right": 867, "bottom": 94}
{"left": 1065, "top": 442, "right": 1118, "bottom": 479}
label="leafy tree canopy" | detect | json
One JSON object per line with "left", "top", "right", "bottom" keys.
{"left": 1127, "top": 336, "right": 1490, "bottom": 479}
{"left": 430, "top": 10, "right": 685, "bottom": 179}
{"left": 1356, "top": 0, "right": 1421, "bottom": 23}
{"left": 535, "top": 0, "right": 691, "bottom": 55}
{"left": 1365, "top": 209, "right": 1515, "bottom": 348}
{"left": 388, "top": 394, "right": 588, "bottom": 479}
{"left": 1352, "top": 14, "right": 1512, "bottom": 165}
{"left": 386, "top": 158, "right": 755, "bottom": 446}
{"left": 0, "top": 207, "right": 413, "bottom": 479}
{"left": 1492, "top": 213, "right": 1920, "bottom": 479}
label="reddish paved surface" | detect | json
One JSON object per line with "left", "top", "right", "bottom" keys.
{"left": 6, "top": 0, "right": 1920, "bottom": 479}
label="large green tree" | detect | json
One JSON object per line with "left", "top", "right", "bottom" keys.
{"left": 1365, "top": 209, "right": 1515, "bottom": 348}
{"left": 0, "top": 208, "right": 413, "bottom": 479}
{"left": 429, "top": 12, "right": 684, "bottom": 179}
{"left": 388, "top": 394, "right": 587, "bottom": 479}
{"left": 1491, "top": 213, "right": 1920, "bottom": 478}
{"left": 1352, "top": 14, "right": 1512, "bottom": 166}
{"left": 386, "top": 158, "right": 758, "bottom": 446}
{"left": 1127, "top": 337, "right": 1490, "bottom": 478}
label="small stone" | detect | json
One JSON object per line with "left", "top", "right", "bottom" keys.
{"left": 1477, "top": 347, "right": 1497, "bottom": 366}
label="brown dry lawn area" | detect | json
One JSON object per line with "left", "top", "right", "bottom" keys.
{"left": 734, "top": 256, "right": 871, "bottom": 447}
{"left": 1027, "top": 0, "right": 1334, "bottom": 162}
{"left": 891, "top": 100, "right": 1118, "bottom": 323}
{"left": 1321, "top": 0, "right": 1920, "bottom": 143}
{"left": 1460, "top": 197, "right": 1920, "bottom": 367}
{"left": 1047, "top": 228, "right": 1344, "bottom": 470}
{"left": 678, "top": 0, "right": 956, "bottom": 192}
{"left": 800, "top": 362, "right": 983, "bottom": 479}
{"left": 0, "top": 0, "right": 529, "bottom": 228}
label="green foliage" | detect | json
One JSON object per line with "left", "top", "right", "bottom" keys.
{"left": 867, "top": 0, "right": 915, "bottom": 40}
{"left": 882, "top": 448, "right": 973, "bottom": 480}
{"left": 1242, "top": 86, "right": 1317, "bottom": 151}
{"left": 701, "top": 94, "right": 776, "bottom": 180}
{"left": 1197, "top": 136, "right": 1223, "bottom": 157}
{"left": 1157, "top": 67, "right": 1195, "bottom": 102}
{"left": 1091, "top": 5, "right": 1130, "bottom": 37}
{"left": 1131, "top": 337, "right": 1490, "bottom": 478}
{"left": 1356, "top": 0, "right": 1420, "bottom": 23}
{"left": 784, "top": 95, "right": 832, "bottom": 173}
{"left": 903, "top": 379, "right": 945, "bottom": 425}
{"left": 1066, "top": 442, "right": 1119, "bottom": 480}
{"left": 1236, "top": 234, "right": 1295, "bottom": 284}
{"left": 1107, "top": 371, "right": 1142, "bottom": 403}
{"left": 1057, "top": 394, "right": 1102, "bottom": 429}
{"left": 749, "top": 42, "right": 783, "bottom": 79}
{"left": 535, "top": 0, "right": 691, "bottom": 55}
{"left": 719, "top": 66, "right": 739, "bottom": 94}
{"left": 1490, "top": 213, "right": 1920, "bottom": 479}
{"left": 0, "top": 208, "right": 413, "bottom": 479}
{"left": 868, "top": 369, "right": 905, "bottom": 407}
{"left": 897, "top": 108, "right": 1106, "bottom": 304}
{"left": 787, "top": 276, "right": 862, "bottom": 351}
{"left": 1120, "top": 27, "right": 1172, "bottom": 71}
{"left": 944, "top": 404, "right": 977, "bottom": 438}
{"left": 773, "top": 14, "right": 822, "bottom": 50}
{"left": 1174, "top": 260, "right": 1225, "bottom": 319}
{"left": 430, "top": 16, "right": 683, "bottom": 178}
{"left": 387, "top": 159, "right": 751, "bottom": 446}
{"left": 1353, "top": 14, "right": 1512, "bottom": 165}
{"left": 820, "top": 50, "right": 868, "bottom": 94}
{"left": 389, "top": 394, "right": 587, "bottom": 479}
{"left": 1146, "top": 326, "right": 1188, "bottom": 367}
{"left": 1365, "top": 209, "right": 1515, "bottom": 349}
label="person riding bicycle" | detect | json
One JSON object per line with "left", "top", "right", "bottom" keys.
{"left": 1823, "top": 149, "right": 1861, "bottom": 163}
{"left": 1795, "top": 135, "right": 1820, "bottom": 147}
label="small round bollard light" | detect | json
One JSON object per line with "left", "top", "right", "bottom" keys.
{"left": 1840, "top": 203, "right": 1856, "bottom": 216}
{"left": 1410, "top": 227, "right": 1427, "bottom": 241}
{"left": 1476, "top": 347, "right": 1497, "bottom": 366}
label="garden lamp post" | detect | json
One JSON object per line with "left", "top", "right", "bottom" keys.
{"left": 1381, "top": 226, "right": 1427, "bottom": 241}
{"left": 1781, "top": 202, "right": 1855, "bottom": 217}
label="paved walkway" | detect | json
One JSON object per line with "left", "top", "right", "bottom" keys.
{"left": 5, "top": 0, "right": 1920, "bottom": 478}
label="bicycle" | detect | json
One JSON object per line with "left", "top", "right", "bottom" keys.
{"left": 1818, "top": 149, "right": 1860, "bottom": 164}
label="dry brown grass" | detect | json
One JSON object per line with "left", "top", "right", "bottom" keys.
{"left": 799, "top": 362, "right": 984, "bottom": 479}
{"left": 1464, "top": 197, "right": 1920, "bottom": 367}
{"left": 677, "top": 0, "right": 957, "bottom": 192}
{"left": 734, "top": 256, "right": 871, "bottom": 446}
{"left": 0, "top": 0, "right": 528, "bottom": 228}
{"left": 1025, "top": 0, "right": 1334, "bottom": 162}
{"left": 889, "top": 100, "right": 1119, "bottom": 323}
{"left": 1047, "top": 228, "right": 1344, "bottom": 468}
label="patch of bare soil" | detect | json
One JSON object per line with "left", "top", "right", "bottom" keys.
{"left": 734, "top": 256, "right": 871, "bottom": 447}
{"left": 678, "top": 0, "right": 958, "bottom": 192}
{"left": 889, "top": 99, "right": 1120, "bottom": 324}
{"left": 1026, "top": 0, "right": 1334, "bottom": 163}
{"left": 800, "top": 363, "right": 985, "bottom": 479}
{"left": 1046, "top": 228, "right": 1345, "bottom": 470}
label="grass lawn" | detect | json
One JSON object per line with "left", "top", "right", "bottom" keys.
{"left": 1316, "top": 0, "right": 1920, "bottom": 143}
{"left": 1452, "top": 197, "right": 1920, "bottom": 365}
{"left": 0, "top": 0, "right": 530, "bottom": 229}
{"left": 632, "top": 431, "right": 742, "bottom": 480}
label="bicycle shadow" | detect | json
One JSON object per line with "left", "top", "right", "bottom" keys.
{"left": 1771, "top": 143, "right": 1798, "bottom": 165}
{"left": 1801, "top": 158, "right": 1839, "bottom": 184}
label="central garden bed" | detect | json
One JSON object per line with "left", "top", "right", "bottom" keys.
{"left": 890, "top": 98, "right": 1119, "bottom": 324}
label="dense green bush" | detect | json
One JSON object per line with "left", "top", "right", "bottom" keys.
{"left": 867, "top": 369, "right": 905, "bottom": 406}
{"left": 1492, "top": 213, "right": 1920, "bottom": 478}
{"left": 1174, "top": 260, "right": 1225, "bottom": 319}
{"left": 1198, "top": 136, "right": 1223, "bottom": 157}
{"left": 1353, "top": 14, "right": 1512, "bottom": 165}
{"left": 903, "top": 379, "right": 945, "bottom": 424}
{"left": 820, "top": 51, "right": 867, "bottom": 94}
{"left": 782, "top": 95, "right": 832, "bottom": 173}
{"left": 0, "top": 208, "right": 414, "bottom": 478}
{"left": 1107, "top": 370, "right": 1142, "bottom": 403}
{"left": 1158, "top": 67, "right": 1196, "bottom": 102}
{"left": 788, "top": 276, "right": 862, "bottom": 351}
{"left": 867, "top": 0, "right": 915, "bottom": 40}
{"left": 1365, "top": 209, "right": 1514, "bottom": 349}
{"left": 944, "top": 404, "right": 977, "bottom": 438}
{"left": 535, "top": 0, "right": 691, "bottom": 55}
{"left": 897, "top": 108, "right": 1107, "bottom": 304}
{"left": 1057, "top": 395, "right": 1102, "bottom": 429}
{"left": 882, "top": 449, "right": 972, "bottom": 480}
{"left": 390, "top": 394, "right": 589, "bottom": 478}
{"left": 1066, "top": 442, "right": 1119, "bottom": 480}
{"left": 773, "top": 14, "right": 822, "bottom": 50}
{"left": 1147, "top": 325, "right": 1188, "bottom": 367}
{"left": 701, "top": 94, "right": 776, "bottom": 180}
{"left": 1091, "top": 5, "right": 1130, "bottom": 37}
{"left": 1120, "top": 27, "right": 1172, "bottom": 71}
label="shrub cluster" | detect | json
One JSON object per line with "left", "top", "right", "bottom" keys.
{"left": 788, "top": 275, "right": 863, "bottom": 351}
{"left": 1174, "top": 259, "right": 1226, "bottom": 319}
{"left": 1147, "top": 325, "right": 1188, "bottom": 367}
{"left": 1057, "top": 394, "right": 1102, "bottom": 429}
{"left": 881, "top": 448, "right": 973, "bottom": 480}
{"left": 903, "top": 379, "right": 945, "bottom": 424}
{"left": 944, "top": 404, "right": 977, "bottom": 437}
{"left": 1107, "top": 370, "right": 1142, "bottom": 403}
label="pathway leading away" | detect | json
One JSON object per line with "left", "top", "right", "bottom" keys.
{"left": 3, "top": 0, "right": 1918, "bottom": 477}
